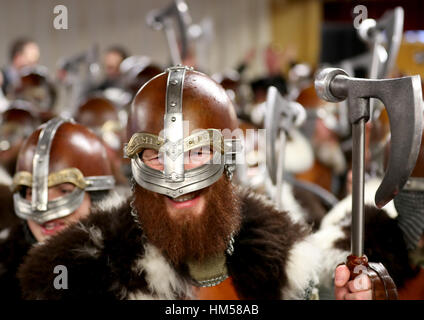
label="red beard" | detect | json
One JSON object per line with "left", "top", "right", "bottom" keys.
{"left": 133, "top": 177, "right": 242, "bottom": 266}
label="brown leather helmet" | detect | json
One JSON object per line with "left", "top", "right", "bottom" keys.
{"left": 76, "top": 97, "right": 118, "bottom": 127}
{"left": 128, "top": 69, "right": 238, "bottom": 136}
{"left": 119, "top": 56, "right": 163, "bottom": 96}
{"left": 128, "top": 64, "right": 163, "bottom": 96}
{"left": 13, "top": 118, "right": 115, "bottom": 224}
{"left": 75, "top": 96, "right": 129, "bottom": 184}
{"left": 0, "top": 101, "right": 41, "bottom": 175}
{"left": 75, "top": 96, "right": 123, "bottom": 151}
{"left": 10, "top": 66, "right": 57, "bottom": 112}
{"left": 126, "top": 66, "right": 240, "bottom": 198}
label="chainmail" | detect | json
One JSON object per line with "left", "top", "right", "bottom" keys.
{"left": 129, "top": 177, "right": 144, "bottom": 232}
{"left": 394, "top": 189, "right": 424, "bottom": 251}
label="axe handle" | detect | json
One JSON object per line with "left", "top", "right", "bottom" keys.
{"left": 163, "top": 20, "right": 183, "bottom": 65}
{"left": 275, "top": 130, "right": 286, "bottom": 210}
{"left": 351, "top": 119, "right": 366, "bottom": 257}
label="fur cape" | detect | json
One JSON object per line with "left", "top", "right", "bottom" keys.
{"left": 0, "top": 222, "right": 35, "bottom": 299}
{"left": 0, "top": 183, "right": 20, "bottom": 230}
{"left": 17, "top": 188, "right": 323, "bottom": 300}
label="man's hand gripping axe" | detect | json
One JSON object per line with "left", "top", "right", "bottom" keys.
{"left": 315, "top": 68, "right": 423, "bottom": 298}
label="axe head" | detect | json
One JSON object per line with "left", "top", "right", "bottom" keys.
{"left": 375, "top": 75, "right": 423, "bottom": 207}
{"left": 146, "top": 0, "right": 191, "bottom": 60}
{"left": 264, "top": 86, "right": 306, "bottom": 185}
{"left": 315, "top": 68, "right": 424, "bottom": 208}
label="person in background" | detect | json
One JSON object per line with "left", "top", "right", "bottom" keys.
{"left": 97, "top": 46, "right": 129, "bottom": 90}
{"left": 1, "top": 38, "right": 40, "bottom": 95}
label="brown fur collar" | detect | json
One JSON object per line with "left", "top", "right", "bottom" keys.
{"left": 228, "top": 189, "right": 310, "bottom": 299}
{"left": 18, "top": 200, "right": 151, "bottom": 299}
{"left": 0, "top": 184, "right": 20, "bottom": 230}
{"left": 18, "top": 188, "right": 311, "bottom": 299}
{"left": 0, "top": 222, "right": 33, "bottom": 299}
{"left": 292, "top": 185, "right": 328, "bottom": 231}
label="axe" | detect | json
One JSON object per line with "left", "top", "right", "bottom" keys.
{"left": 146, "top": 0, "right": 192, "bottom": 65}
{"left": 337, "top": 7, "right": 404, "bottom": 137}
{"left": 265, "top": 86, "right": 339, "bottom": 210}
{"left": 315, "top": 67, "right": 423, "bottom": 281}
{"left": 264, "top": 86, "right": 306, "bottom": 210}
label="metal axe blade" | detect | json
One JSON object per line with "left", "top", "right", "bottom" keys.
{"left": 264, "top": 86, "right": 306, "bottom": 185}
{"left": 316, "top": 67, "right": 423, "bottom": 209}
{"left": 316, "top": 67, "right": 423, "bottom": 258}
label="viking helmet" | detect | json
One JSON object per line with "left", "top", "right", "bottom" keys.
{"left": 125, "top": 65, "right": 241, "bottom": 198}
{"left": 10, "top": 65, "right": 57, "bottom": 112}
{"left": 12, "top": 117, "right": 115, "bottom": 224}
{"left": 0, "top": 101, "right": 40, "bottom": 151}
{"left": 75, "top": 96, "right": 123, "bottom": 151}
{"left": 0, "top": 101, "right": 41, "bottom": 175}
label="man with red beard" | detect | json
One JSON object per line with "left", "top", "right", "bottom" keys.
{"left": 17, "top": 66, "right": 382, "bottom": 300}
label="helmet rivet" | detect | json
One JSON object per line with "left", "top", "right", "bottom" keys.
{"left": 171, "top": 80, "right": 178, "bottom": 85}
{"left": 171, "top": 172, "right": 177, "bottom": 180}
{"left": 171, "top": 117, "right": 176, "bottom": 122}
{"left": 179, "top": 189, "right": 183, "bottom": 193}
{"left": 170, "top": 102, "right": 177, "bottom": 108}
{"left": 173, "top": 192, "right": 177, "bottom": 197}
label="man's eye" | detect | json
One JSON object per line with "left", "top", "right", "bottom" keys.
{"left": 144, "top": 155, "right": 160, "bottom": 162}
{"left": 60, "top": 187, "right": 73, "bottom": 194}
{"left": 25, "top": 187, "right": 32, "bottom": 198}
{"left": 191, "top": 148, "right": 211, "bottom": 156}
{"left": 140, "top": 150, "right": 160, "bottom": 161}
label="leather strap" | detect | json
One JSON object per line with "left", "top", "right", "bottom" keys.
{"left": 345, "top": 255, "right": 398, "bottom": 300}
{"left": 368, "top": 262, "right": 398, "bottom": 300}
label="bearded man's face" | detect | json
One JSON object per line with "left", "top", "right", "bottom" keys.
{"left": 133, "top": 160, "right": 241, "bottom": 266}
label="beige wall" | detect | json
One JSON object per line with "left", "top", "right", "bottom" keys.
{"left": 0, "top": 0, "right": 271, "bottom": 77}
